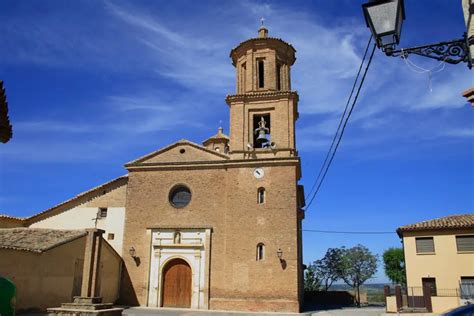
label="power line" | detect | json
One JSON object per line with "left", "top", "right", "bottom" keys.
{"left": 305, "top": 38, "right": 377, "bottom": 211}
{"left": 305, "top": 36, "right": 374, "bottom": 201}
{"left": 303, "top": 229, "right": 394, "bottom": 235}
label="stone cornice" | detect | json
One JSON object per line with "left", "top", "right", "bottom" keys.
{"left": 225, "top": 90, "right": 299, "bottom": 106}
{"left": 147, "top": 225, "right": 213, "bottom": 230}
{"left": 126, "top": 157, "right": 300, "bottom": 172}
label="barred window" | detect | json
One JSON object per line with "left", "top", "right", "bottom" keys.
{"left": 456, "top": 235, "right": 474, "bottom": 252}
{"left": 99, "top": 207, "right": 107, "bottom": 218}
{"left": 416, "top": 237, "right": 435, "bottom": 253}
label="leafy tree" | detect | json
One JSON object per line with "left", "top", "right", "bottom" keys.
{"left": 340, "top": 245, "right": 378, "bottom": 307}
{"left": 304, "top": 262, "right": 322, "bottom": 291}
{"left": 383, "top": 247, "right": 406, "bottom": 285}
{"left": 314, "top": 247, "right": 344, "bottom": 291}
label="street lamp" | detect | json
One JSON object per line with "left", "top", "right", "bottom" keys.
{"left": 362, "top": 0, "right": 405, "bottom": 51}
{"left": 362, "top": 0, "right": 472, "bottom": 68}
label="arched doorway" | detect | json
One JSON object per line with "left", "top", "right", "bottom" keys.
{"left": 161, "top": 258, "right": 192, "bottom": 308}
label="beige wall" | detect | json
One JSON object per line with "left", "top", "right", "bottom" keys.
{"left": 403, "top": 229, "right": 474, "bottom": 313}
{"left": 431, "top": 296, "right": 460, "bottom": 314}
{"left": 100, "top": 240, "right": 122, "bottom": 303}
{"left": 0, "top": 236, "right": 86, "bottom": 311}
{"left": 121, "top": 162, "right": 302, "bottom": 312}
{"left": 0, "top": 236, "right": 122, "bottom": 311}
{"left": 29, "top": 185, "right": 127, "bottom": 255}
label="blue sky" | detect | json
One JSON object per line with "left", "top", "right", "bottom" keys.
{"left": 0, "top": 1, "right": 472, "bottom": 283}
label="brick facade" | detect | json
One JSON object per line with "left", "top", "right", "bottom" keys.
{"left": 120, "top": 27, "right": 304, "bottom": 312}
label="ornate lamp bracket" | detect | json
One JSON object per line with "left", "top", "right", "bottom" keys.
{"left": 385, "top": 33, "right": 472, "bottom": 68}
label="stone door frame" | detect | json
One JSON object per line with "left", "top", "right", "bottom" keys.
{"left": 147, "top": 228, "right": 211, "bottom": 309}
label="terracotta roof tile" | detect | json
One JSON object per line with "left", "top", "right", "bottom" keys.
{"left": 0, "top": 228, "right": 87, "bottom": 253}
{"left": 0, "top": 215, "right": 25, "bottom": 221}
{"left": 397, "top": 214, "right": 474, "bottom": 235}
{"left": 202, "top": 127, "right": 229, "bottom": 146}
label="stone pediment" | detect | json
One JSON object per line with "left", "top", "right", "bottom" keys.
{"left": 125, "top": 140, "right": 229, "bottom": 166}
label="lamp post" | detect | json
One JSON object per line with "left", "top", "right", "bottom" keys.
{"left": 362, "top": 0, "right": 472, "bottom": 68}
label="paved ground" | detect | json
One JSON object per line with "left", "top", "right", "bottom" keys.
{"left": 309, "top": 307, "right": 385, "bottom": 316}
{"left": 122, "top": 306, "right": 386, "bottom": 316}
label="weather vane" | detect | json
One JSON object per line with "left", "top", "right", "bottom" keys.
{"left": 260, "top": 17, "right": 265, "bottom": 26}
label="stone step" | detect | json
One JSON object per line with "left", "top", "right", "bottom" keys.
{"left": 61, "top": 303, "right": 114, "bottom": 310}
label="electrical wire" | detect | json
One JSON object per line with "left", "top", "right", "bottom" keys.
{"left": 304, "top": 36, "right": 374, "bottom": 201}
{"left": 305, "top": 40, "right": 377, "bottom": 211}
{"left": 303, "top": 229, "right": 394, "bottom": 235}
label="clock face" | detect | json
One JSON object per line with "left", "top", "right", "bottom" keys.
{"left": 253, "top": 168, "right": 264, "bottom": 179}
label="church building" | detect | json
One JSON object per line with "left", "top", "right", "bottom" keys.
{"left": 0, "top": 26, "right": 305, "bottom": 313}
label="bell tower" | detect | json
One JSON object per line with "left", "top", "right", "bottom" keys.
{"left": 226, "top": 26, "right": 299, "bottom": 159}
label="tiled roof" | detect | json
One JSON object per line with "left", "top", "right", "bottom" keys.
{"left": 26, "top": 175, "right": 128, "bottom": 224}
{"left": 202, "top": 127, "right": 229, "bottom": 145}
{"left": 0, "top": 228, "right": 87, "bottom": 253}
{"left": 397, "top": 214, "right": 474, "bottom": 235}
{"left": 0, "top": 215, "right": 25, "bottom": 221}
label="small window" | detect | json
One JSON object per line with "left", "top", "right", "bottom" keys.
{"left": 416, "top": 237, "right": 435, "bottom": 254}
{"left": 256, "top": 243, "right": 265, "bottom": 261}
{"left": 456, "top": 235, "right": 474, "bottom": 252}
{"left": 258, "top": 59, "right": 265, "bottom": 88}
{"left": 107, "top": 233, "right": 115, "bottom": 240}
{"left": 99, "top": 208, "right": 107, "bottom": 218}
{"left": 276, "top": 64, "right": 281, "bottom": 90}
{"left": 257, "top": 187, "right": 265, "bottom": 204}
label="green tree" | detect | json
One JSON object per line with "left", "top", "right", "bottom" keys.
{"left": 383, "top": 248, "right": 406, "bottom": 285}
{"left": 340, "top": 245, "right": 378, "bottom": 307}
{"left": 304, "top": 262, "right": 322, "bottom": 291}
{"left": 314, "top": 247, "right": 344, "bottom": 291}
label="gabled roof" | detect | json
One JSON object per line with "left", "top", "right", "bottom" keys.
{"left": 26, "top": 175, "right": 128, "bottom": 224}
{"left": 0, "top": 228, "right": 87, "bottom": 253}
{"left": 397, "top": 214, "right": 474, "bottom": 236}
{"left": 125, "top": 139, "right": 229, "bottom": 167}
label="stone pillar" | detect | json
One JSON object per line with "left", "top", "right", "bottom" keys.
{"left": 462, "top": 0, "right": 473, "bottom": 65}
{"left": 395, "top": 285, "right": 402, "bottom": 311}
{"left": 47, "top": 228, "right": 123, "bottom": 316}
{"left": 81, "top": 228, "right": 105, "bottom": 298}
{"left": 462, "top": 0, "right": 473, "bottom": 105}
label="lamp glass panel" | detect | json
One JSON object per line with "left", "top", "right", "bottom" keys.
{"left": 367, "top": 2, "right": 398, "bottom": 36}
{"left": 380, "top": 34, "right": 396, "bottom": 47}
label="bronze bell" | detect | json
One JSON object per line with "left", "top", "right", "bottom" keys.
{"left": 254, "top": 117, "right": 270, "bottom": 145}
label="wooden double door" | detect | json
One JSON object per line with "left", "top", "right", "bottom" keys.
{"left": 161, "top": 258, "right": 192, "bottom": 308}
